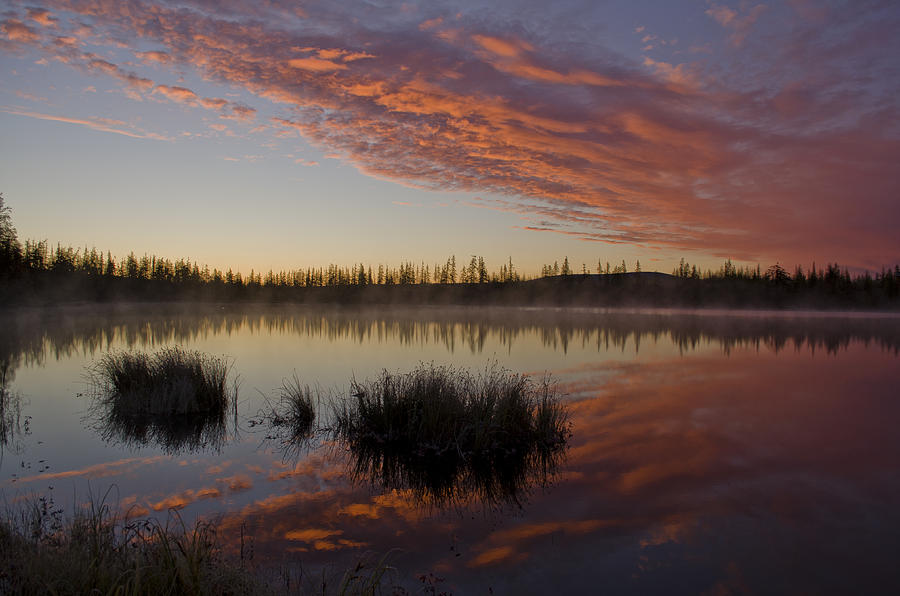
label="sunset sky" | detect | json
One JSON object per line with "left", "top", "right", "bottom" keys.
{"left": 2, "top": 0, "right": 898, "bottom": 276}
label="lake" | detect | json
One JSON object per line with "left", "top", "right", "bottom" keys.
{"left": 2, "top": 304, "right": 899, "bottom": 594}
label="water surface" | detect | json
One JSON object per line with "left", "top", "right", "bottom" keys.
{"left": 2, "top": 304, "right": 899, "bottom": 594}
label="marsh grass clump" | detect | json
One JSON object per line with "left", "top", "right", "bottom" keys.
{"left": 269, "top": 374, "right": 316, "bottom": 438}
{"left": 332, "top": 363, "right": 570, "bottom": 508}
{"left": 88, "top": 347, "right": 233, "bottom": 453}
{"left": 92, "top": 347, "right": 231, "bottom": 415}
{"left": 264, "top": 374, "right": 317, "bottom": 458}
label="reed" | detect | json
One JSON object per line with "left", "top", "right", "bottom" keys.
{"left": 332, "top": 363, "right": 570, "bottom": 507}
{"left": 269, "top": 373, "right": 316, "bottom": 440}
{"left": 90, "top": 347, "right": 231, "bottom": 416}
{"left": 86, "top": 347, "right": 233, "bottom": 453}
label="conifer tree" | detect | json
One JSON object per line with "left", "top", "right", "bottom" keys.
{"left": 0, "top": 193, "right": 22, "bottom": 276}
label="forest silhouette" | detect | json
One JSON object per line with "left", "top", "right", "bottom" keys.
{"left": 1, "top": 194, "right": 898, "bottom": 309}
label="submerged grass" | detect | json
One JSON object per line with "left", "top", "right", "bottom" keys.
{"left": 332, "top": 363, "right": 571, "bottom": 508}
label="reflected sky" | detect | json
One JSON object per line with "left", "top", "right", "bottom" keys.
{"left": 1, "top": 305, "right": 899, "bottom": 593}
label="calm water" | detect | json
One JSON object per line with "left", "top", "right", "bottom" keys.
{"left": 2, "top": 304, "right": 899, "bottom": 594}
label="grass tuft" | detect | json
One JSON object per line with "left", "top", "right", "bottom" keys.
{"left": 263, "top": 373, "right": 317, "bottom": 460}
{"left": 91, "top": 347, "right": 231, "bottom": 415}
{"left": 332, "top": 363, "right": 570, "bottom": 508}
{"left": 87, "top": 347, "right": 233, "bottom": 453}
{"left": 269, "top": 374, "right": 316, "bottom": 439}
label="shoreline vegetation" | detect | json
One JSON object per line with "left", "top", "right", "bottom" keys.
{"left": 1, "top": 195, "right": 898, "bottom": 310}
{"left": 0, "top": 491, "right": 399, "bottom": 595}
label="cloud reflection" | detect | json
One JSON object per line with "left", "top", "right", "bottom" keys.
{"left": 200, "top": 343, "right": 900, "bottom": 593}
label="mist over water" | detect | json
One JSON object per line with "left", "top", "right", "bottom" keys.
{"left": 2, "top": 304, "right": 899, "bottom": 594}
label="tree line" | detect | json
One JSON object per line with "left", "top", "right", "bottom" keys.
{"left": 1, "top": 194, "right": 898, "bottom": 306}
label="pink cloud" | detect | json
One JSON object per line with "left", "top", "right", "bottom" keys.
{"left": 153, "top": 83, "right": 199, "bottom": 104}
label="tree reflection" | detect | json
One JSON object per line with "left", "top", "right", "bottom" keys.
{"left": 1, "top": 306, "right": 898, "bottom": 376}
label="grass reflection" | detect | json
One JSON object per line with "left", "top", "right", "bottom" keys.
{"left": 0, "top": 363, "right": 28, "bottom": 461}
{"left": 260, "top": 374, "right": 318, "bottom": 461}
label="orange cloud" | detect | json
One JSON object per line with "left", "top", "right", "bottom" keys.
{"left": 10, "top": 455, "right": 167, "bottom": 484}
{"left": 221, "top": 474, "right": 253, "bottom": 492}
{"left": 472, "top": 34, "right": 532, "bottom": 58}
{"left": 27, "top": 8, "right": 57, "bottom": 28}
{"left": 284, "top": 528, "right": 341, "bottom": 542}
{"left": 288, "top": 57, "right": 347, "bottom": 72}
{"left": 338, "top": 502, "right": 381, "bottom": 519}
{"left": 149, "top": 486, "right": 222, "bottom": 511}
{"left": 223, "top": 103, "right": 257, "bottom": 121}
{"left": 200, "top": 97, "right": 228, "bottom": 109}
{"left": 469, "top": 545, "right": 524, "bottom": 567}
{"left": 153, "top": 84, "right": 199, "bottom": 104}
{"left": 2, "top": 19, "right": 40, "bottom": 43}
{"left": 136, "top": 50, "right": 172, "bottom": 64}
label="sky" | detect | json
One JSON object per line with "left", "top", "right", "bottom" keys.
{"left": 1, "top": 0, "right": 898, "bottom": 276}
